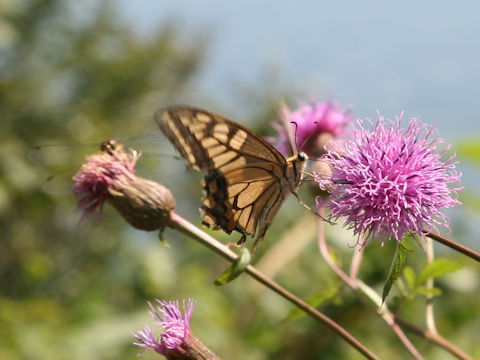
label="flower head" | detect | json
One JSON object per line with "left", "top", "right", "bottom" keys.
{"left": 317, "top": 114, "right": 462, "bottom": 246}
{"left": 149, "top": 299, "right": 195, "bottom": 350}
{"left": 271, "top": 99, "right": 351, "bottom": 157}
{"left": 73, "top": 140, "right": 175, "bottom": 230}
{"left": 132, "top": 299, "right": 197, "bottom": 357}
{"left": 73, "top": 140, "right": 139, "bottom": 219}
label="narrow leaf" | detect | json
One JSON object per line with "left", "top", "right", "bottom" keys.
{"left": 382, "top": 242, "right": 408, "bottom": 303}
{"left": 400, "top": 233, "right": 420, "bottom": 251}
{"left": 214, "top": 248, "right": 251, "bottom": 286}
{"left": 415, "top": 259, "right": 462, "bottom": 286}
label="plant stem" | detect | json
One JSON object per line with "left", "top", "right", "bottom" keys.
{"left": 168, "top": 211, "right": 381, "bottom": 360}
{"left": 316, "top": 212, "right": 357, "bottom": 289}
{"left": 425, "top": 238, "right": 438, "bottom": 334}
{"left": 394, "top": 317, "right": 474, "bottom": 360}
{"left": 316, "top": 209, "right": 423, "bottom": 360}
{"left": 425, "top": 230, "right": 480, "bottom": 262}
{"left": 349, "top": 240, "right": 364, "bottom": 281}
{"left": 314, "top": 212, "right": 474, "bottom": 360}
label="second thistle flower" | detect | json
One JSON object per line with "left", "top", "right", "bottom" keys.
{"left": 271, "top": 99, "right": 351, "bottom": 157}
{"left": 317, "top": 114, "right": 462, "bottom": 246}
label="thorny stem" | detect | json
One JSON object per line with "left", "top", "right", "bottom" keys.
{"left": 168, "top": 211, "right": 381, "bottom": 360}
{"left": 316, "top": 208, "right": 473, "bottom": 360}
{"left": 425, "top": 230, "right": 480, "bottom": 262}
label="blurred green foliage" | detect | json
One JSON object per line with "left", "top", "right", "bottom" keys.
{"left": 1, "top": 1, "right": 479, "bottom": 359}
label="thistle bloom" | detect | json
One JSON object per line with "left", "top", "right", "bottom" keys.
{"left": 73, "top": 141, "right": 139, "bottom": 219}
{"left": 316, "top": 114, "right": 462, "bottom": 246}
{"left": 271, "top": 99, "right": 351, "bottom": 157}
{"left": 73, "top": 140, "right": 175, "bottom": 231}
{"left": 133, "top": 299, "right": 194, "bottom": 355}
{"left": 132, "top": 299, "right": 219, "bottom": 359}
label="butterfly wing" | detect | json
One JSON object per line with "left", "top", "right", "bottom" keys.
{"left": 156, "top": 106, "right": 287, "bottom": 171}
{"left": 155, "top": 106, "right": 301, "bottom": 246}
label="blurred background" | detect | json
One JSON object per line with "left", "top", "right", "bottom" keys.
{"left": 1, "top": 1, "right": 479, "bottom": 359}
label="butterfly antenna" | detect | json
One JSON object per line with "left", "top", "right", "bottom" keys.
{"left": 289, "top": 121, "right": 300, "bottom": 154}
{"left": 298, "top": 120, "right": 324, "bottom": 154}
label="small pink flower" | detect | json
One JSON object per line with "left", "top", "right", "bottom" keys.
{"left": 270, "top": 99, "right": 351, "bottom": 157}
{"left": 72, "top": 141, "right": 139, "bottom": 220}
{"left": 132, "top": 299, "right": 198, "bottom": 357}
{"left": 317, "top": 114, "right": 462, "bottom": 246}
{"left": 148, "top": 299, "right": 195, "bottom": 350}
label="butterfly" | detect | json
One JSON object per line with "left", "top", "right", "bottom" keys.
{"left": 155, "top": 105, "right": 308, "bottom": 247}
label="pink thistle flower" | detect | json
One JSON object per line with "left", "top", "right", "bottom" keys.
{"left": 72, "top": 141, "right": 139, "bottom": 220}
{"left": 148, "top": 299, "right": 195, "bottom": 350}
{"left": 271, "top": 99, "right": 351, "bottom": 157}
{"left": 132, "top": 299, "right": 194, "bottom": 355}
{"left": 132, "top": 299, "right": 219, "bottom": 359}
{"left": 132, "top": 325, "right": 164, "bottom": 355}
{"left": 316, "top": 114, "right": 462, "bottom": 246}
{"left": 72, "top": 140, "right": 175, "bottom": 231}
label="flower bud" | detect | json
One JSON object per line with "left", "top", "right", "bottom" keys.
{"left": 73, "top": 140, "right": 175, "bottom": 232}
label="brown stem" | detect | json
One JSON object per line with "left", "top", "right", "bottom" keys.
{"left": 316, "top": 210, "right": 357, "bottom": 289}
{"left": 316, "top": 208, "right": 422, "bottom": 359}
{"left": 425, "top": 238, "right": 438, "bottom": 334}
{"left": 424, "top": 230, "right": 480, "bottom": 262}
{"left": 317, "top": 210, "right": 473, "bottom": 360}
{"left": 394, "top": 316, "right": 474, "bottom": 360}
{"left": 168, "top": 212, "right": 381, "bottom": 360}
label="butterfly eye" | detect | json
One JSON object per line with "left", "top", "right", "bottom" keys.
{"left": 297, "top": 152, "right": 308, "bottom": 162}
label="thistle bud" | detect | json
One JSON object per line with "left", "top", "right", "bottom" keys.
{"left": 73, "top": 140, "right": 175, "bottom": 232}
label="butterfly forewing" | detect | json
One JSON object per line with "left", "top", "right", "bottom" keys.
{"left": 155, "top": 106, "right": 307, "bottom": 247}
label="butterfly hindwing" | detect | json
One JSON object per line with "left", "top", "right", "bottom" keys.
{"left": 201, "top": 163, "right": 286, "bottom": 245}
{"left": 155, "top": 105, "right": 307, "bottom": 246}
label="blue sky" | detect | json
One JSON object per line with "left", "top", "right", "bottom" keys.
{"left": 118, "top": 1, "right": 480, "bottom": 141}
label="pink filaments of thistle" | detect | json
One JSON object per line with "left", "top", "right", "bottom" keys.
{"left": 316, "top": 114, "right": 462, "bottom": 246}
{"left": 73, "top": 140, "right": 139, "bottom": 220}
{"left": 271, "top": 99, "right": 351, "bottom": 157}
{"left": 73, "top": 140, "right": 175, "bottom": 231}
{"left": 132, "top": 299, "right": 220, "bottom": 359}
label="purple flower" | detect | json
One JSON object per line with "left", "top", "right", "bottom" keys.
{"left": 72, "top": 141, "right": 139, "bottom": 220}
{"left": 132, "top": 299, "right": 195, "bottom": 357}
{"left": 316, "top": 114, "right": 462, "bottom": 246}
{"left": 73, "top": 140, "right": 175, "bottom": 231}
{"left": 271, "top": 99, "right": 351, "bottom": 157}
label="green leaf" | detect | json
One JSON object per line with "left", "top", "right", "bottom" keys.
{"left": 382, "top": 242, "right": 408, "bottom": 303}
{"left": 402, "top": 266, "right": 416, "bottom": 290}
{"left": 415, "top": 259, "right": 462, "bottom": 286}
{"left": 214, "top": 248, "right": 251, "bottom": 286}
{"left": 284, "top": 287, "right": 340, "bottom": 322}
{"left": 400, "top": 233, "right": 421, "bottom": 251}
{"left": 415, "top": 286, "right": 442, "bottom": 297}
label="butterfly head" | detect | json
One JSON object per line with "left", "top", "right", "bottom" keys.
{"left": 297, "top": 151, "right": 308, "bottom": 162}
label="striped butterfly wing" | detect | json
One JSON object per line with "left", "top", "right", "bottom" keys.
{"left": 155, "top": 106, "right": 305, "bottom": 247}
